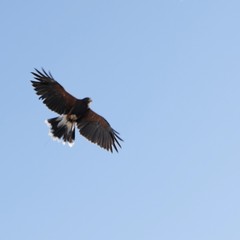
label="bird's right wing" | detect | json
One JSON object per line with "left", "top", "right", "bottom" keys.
{"left": 31, "top": 68, "right": 77, "bottom": 114}
{"left": 77, "top": 109, "right": 123, "bottom": 152}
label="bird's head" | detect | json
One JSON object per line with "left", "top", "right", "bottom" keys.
{"left": 82, "top": 97, "right": 92, "bottom": 106}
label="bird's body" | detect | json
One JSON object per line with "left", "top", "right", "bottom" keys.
{"left": 31, "top": 68, "right": 122, "bottom": 152}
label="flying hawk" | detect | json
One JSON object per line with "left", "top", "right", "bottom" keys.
{"left": 31, "top": 68, "right": 123, "bottom": 152}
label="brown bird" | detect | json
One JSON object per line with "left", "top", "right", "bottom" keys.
{"left": 31, "top": 68, "right": 123, "bottom": 152}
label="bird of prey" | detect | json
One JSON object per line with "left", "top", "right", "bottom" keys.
{"left": 31, "top": 68, "right": 123, "bottom": 152}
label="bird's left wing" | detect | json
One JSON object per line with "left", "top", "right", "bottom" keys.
{"left": 77, "top": 109, "right": 123, "bottom": 152}
{"left": 31, "top": 68, "right": 77, "bottom": 114}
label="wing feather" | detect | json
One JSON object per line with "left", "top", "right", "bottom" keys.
{"left": 77, "top": 109, "right": 123, "bottom": 152}
{"left": 31, "top": 68, "right": 77, "bottom": 114}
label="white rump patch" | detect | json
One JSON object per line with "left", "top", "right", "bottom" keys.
{"left": 57, "top": 115, "right": 75, "bottom": 134}
{"left": 57, "top": 115, "right": 67, "bottom": 127}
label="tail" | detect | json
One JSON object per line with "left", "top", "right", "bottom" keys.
{"left": 45, "top": 115, "right": 75, "bottom": 147}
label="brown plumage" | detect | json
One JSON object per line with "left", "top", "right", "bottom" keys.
{"left": 31, "top": 68, "right": 123, "bottom": 152}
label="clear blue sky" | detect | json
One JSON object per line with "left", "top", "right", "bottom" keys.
{"left": 1, "top": 0, "right": 240, "bottom": 239}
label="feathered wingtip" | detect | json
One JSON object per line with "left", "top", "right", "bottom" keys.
{"left": 31, "top": 68, "right": 54, "bottom": 82}
{"left": 111, "top": 129, "right": 123, "bottom": 153}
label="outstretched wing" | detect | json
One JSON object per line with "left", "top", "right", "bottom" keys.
{"left": 31, "top": 68, "right": 77, "bottom": 114}
{"left": 77, "top": 109, "right": 123, "bottom": 152}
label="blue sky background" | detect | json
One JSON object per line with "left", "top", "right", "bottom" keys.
{"left": 1, "top": 0, "right": 240, "bottom": 239}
